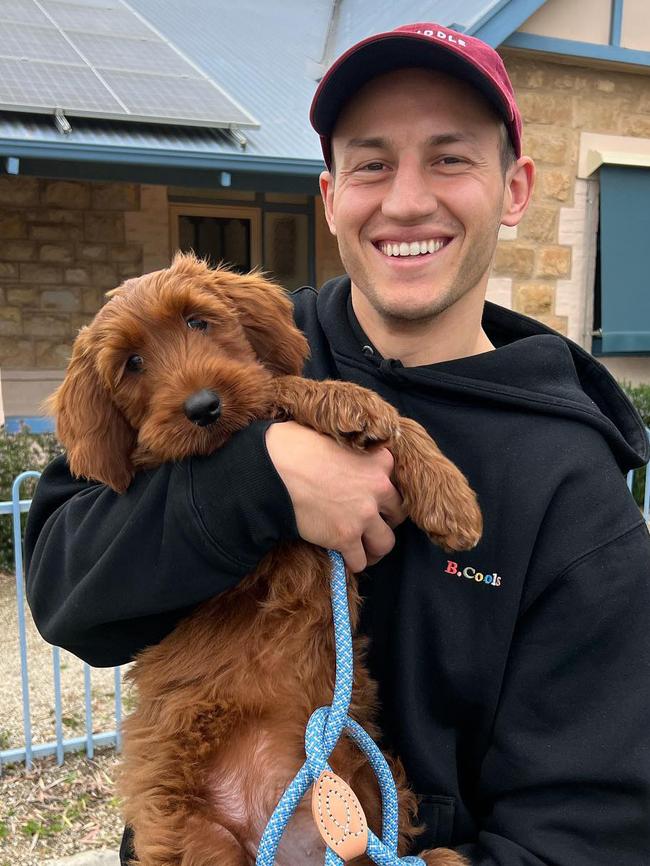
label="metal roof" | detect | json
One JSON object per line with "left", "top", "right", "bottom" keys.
{"left": 0, "top": 0, "right": 510, "bottom": 176}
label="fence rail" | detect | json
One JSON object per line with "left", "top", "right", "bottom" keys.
{"left": 1, "top": 470, "right": 122, "bottom": 773}
{"left": 2, "top": 448, "right": 650, "bottom": 771}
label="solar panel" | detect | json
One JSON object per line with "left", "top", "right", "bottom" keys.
{"left": 0, "top": 0, "right": 259, "bottom": 129}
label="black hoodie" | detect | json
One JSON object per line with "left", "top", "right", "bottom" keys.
{"left": 25, "top": 276, "right": 650, "bottom": 865}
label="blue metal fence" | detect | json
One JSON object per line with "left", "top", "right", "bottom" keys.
{"left": 2, "top": 452, "right": 650, "bottom": 772}
{"left": 0, "top": 471, "right": 123, "bottom": 773}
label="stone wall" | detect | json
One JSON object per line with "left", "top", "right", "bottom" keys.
{"left": 0, "top": 176, "right": 144, "bottom": 372}
{"left": 495, "top": 48, "right": 650, "bottom": 368}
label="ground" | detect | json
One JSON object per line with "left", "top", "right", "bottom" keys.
{"left": 1, "top": 572, "right": 126, "bottom": 864}
{"left": 0, "top": 751, "right": 123, "bottom": 866}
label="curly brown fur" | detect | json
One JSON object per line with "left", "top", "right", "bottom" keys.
{"left": 51, "top": 252, "right": 477, "bottom": 866}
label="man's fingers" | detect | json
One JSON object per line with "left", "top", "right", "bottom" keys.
{"left": 363, "top": 515, "right": 396, "bottom": 567}
{"left": 340, "top": 539, "right": 368, "bottom": 574}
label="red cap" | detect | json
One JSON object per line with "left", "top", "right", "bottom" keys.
{"left": 310, "top": 22, "right": 522, "bottom": 168}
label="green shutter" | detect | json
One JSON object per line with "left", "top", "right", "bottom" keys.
{"left": 599, "top": 165, "right": 650, "bottom": 353}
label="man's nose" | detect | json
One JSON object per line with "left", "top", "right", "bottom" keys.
{"left": 381, "top": 161, "right": 438, "bottom": 222}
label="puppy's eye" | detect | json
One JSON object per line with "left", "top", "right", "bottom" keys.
{"left": 126, "top": 354, "right": 144, "bottom": 373}
{"left": 186, "top": 317, "right": 208, "bottom": 332}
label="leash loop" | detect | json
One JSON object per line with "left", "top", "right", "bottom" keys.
{"left": 256, "top": 551, "right": 425, "bottom": 866}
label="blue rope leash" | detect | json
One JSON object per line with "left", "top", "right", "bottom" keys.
{"left": 256, "top": 550, "right": 424, "bottom": 866}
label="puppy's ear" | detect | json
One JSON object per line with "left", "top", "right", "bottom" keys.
{"left": 47, "top": 327, "right": 137, "bottom": 493}
{"left": 215, "top": 268, "right": 309, "bottom": 376}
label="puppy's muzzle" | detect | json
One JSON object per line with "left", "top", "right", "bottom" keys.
{"left": 184, "top": 389, "right": 221, "bottom": 427}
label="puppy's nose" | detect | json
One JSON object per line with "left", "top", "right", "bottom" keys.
{"left": 184, "top": 389, "right": 221, "bottom": 427}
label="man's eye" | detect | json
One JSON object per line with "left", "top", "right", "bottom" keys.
{"left": 361, "top": 162, "right": 385, "bottom": 171}
{"left": 186, "top": 317, "right": 208, "bottom": 331}
{"left": 126, "top": 355, "right": 144, "bottom": 373}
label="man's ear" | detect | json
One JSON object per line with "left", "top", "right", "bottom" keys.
{"left": 319, "top": 170, "right": 337, "bottom": 236}
{"left": 501, "top": 157, "right": 535, "bottom": 228}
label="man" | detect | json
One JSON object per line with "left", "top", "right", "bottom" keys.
{"left": 25, "top": 23, "right": 650, "bottom": 865}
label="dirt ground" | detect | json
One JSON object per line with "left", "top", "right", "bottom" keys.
{"left": 1, "top": 573, "right": 128, "bottom": 864}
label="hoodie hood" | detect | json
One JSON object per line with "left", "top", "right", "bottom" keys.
{"left": 314, "top": 276, "right": 649, "bottom": 472}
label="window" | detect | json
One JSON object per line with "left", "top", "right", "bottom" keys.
{"left": 594, "top": 165, "right": 650, "bottom": 354}
{"left": 170, "top": 204, "right": 261, "bottom": 273}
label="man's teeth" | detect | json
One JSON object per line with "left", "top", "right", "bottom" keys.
{"left": 379, "top": 239, "right": 446, "bottom": 257}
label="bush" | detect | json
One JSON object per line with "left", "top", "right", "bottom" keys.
{"left": 619, "top": 382, "right": 650, "bottom": 511}
{"left": 620, "top": 381, "right": 650, "bottom": 429}
{"left": 0, "top": 428, "right": 63, "bottom": 572}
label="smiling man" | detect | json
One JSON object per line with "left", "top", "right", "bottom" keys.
{"left": 25, "top": 22, "right": 650, "bottom": 866}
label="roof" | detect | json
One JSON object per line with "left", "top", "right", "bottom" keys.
{"left": 0, "top": 0, "right": 578, "bottom": 180}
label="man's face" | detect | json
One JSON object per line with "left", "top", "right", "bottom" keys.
{"left": 320, "top": 68, "right": 515, "bottom": 325}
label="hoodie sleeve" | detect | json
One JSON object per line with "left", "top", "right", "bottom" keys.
{"left": 457, "top": 519, "right": 650, "bottom": 866}
{"left": 25, "top": 420, "right": 299, "bottom": 667}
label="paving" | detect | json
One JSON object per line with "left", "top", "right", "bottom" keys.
{"left": 44, "top": 849, "right": 120, "bottom": 866}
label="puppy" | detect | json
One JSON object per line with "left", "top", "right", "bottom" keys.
{"left": 50, "top": 252, "right": 480, "bottom": 866}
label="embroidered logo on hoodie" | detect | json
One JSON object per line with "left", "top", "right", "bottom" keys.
{"left": 445, "top": 560, "right": 502, "bottom": 587}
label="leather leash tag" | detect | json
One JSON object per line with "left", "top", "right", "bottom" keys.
{"left": 311, "top": 769, "right": 369, "bottom": 861}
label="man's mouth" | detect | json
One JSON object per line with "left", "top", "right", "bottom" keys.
{"left": 376, "top": 238, "right": 450, "bottom": 257}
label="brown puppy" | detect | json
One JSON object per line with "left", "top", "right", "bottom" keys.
{"left": 50, "top": 252, "right": 480, "bottom": 866}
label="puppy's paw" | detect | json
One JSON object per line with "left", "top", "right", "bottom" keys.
{"left": 414, "top": 461, "right": 483, "bottom": 553}
{"left": 329, "top": 391, "right": 399, "bottom": 450}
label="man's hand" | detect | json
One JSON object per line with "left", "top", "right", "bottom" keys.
{"left": 265, "top": 421, "right": 406, "bottom": 572}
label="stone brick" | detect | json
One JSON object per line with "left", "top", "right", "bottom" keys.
{"left": 25, "top": 314, "right": 69, "bottom": 338}
{"left": 82, "top": 288, "right": 103, "bottom": 314}
{"left": 20, "top": 263, "right": 61, "bottom": 284}
{"left": 515, "top": 282, "right": 554, "bottom": 316}
{"left": 540, "top": 170, "right": 572, "bottom": 202}
{"left": 92, "top": 263, "right": 118, "bottom": 288}
{"left": 573, "top": 98, "right": 631, "bottom": 132}
{"left": 520, "top": 129, "right": 572, "bottom": 165}
{"left": 619, "top": 115, "right": 650, "bottom": 138}
{"left": 25, "top": 208, "right": 83, "bottom": 225}
{"left": 0, "top": 287, "right": 5, "bottom": 304}
{"left": 35, "top": 340, "right": 72, "bottom": 368}
{"left": 78, "top": 243, "right": 107, "bottom": 261}
{"left": 0, "top": 176, "right": 39, "bottom": 205}
{"left": 70, "top": 314, "right": 94, "bottom": 333}
{"left": 91, "top": 183, "right": 139, "bottom": 211}
{"left": 517, "top": 92, "right": 572, "bottom": 125}
{"left": 43, "top": 180, "right": 91, "bottom": 209}
{"left": 64, "top": 267, "right": 91, "bottom": 285}
{"left": 596, "top": 79, "right": 616, "bottom": 93}
{"left": 0, "top": 240, "right": 36, "bottom": 261}
{"left": 0, "top": 306, "right": 21, "bottom": 335}
{"left": 7, "top": 288, "right": 36, "bottom": 306}
{"left": 116, "top": 263, "right": 141, "bottom": 280}
{"left": 41, "top": 290, "right": 80, "bottom": 312}
{"left": 0, "top": 336, "right": 33, "bottom": 366}
{"left": 39, "top": 243, "right": 74, "bottom": 263}
{"left": 109, "top": 243, "right": 142, "bottom": 263}
{"left": 536, "top": 246, "right": 572, "bottom": 278}
{"left": 0, "top": 262, "right": 19, "bottom": 279}
{"left": 639, "top": 90, "right": 650, "bottom": 113}
{"left": 85, "top": 212, "right": 124, "bottom": 243}
{"left": 535, "top": 314, "right": 568, "bottom": 335}
{"left": 29, "top": 224, "right": 82, "bottom": 241}
{"left": 519, "top": 207, "right": 558, "bottom": 243}
{"left": 493, "top": 244, "right": 535, "bottom": 278}
{"left": 0, "top": 212, "right": 27, "bottom": 238}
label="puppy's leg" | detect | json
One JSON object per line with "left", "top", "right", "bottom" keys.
{"left": 271, "top": 377, "right": 481, "bottom": 551}
{"left": 418, "top": 849, "right": 469, "bottom": 866}
{"left": 179, "top": 817, "right": 248, "bottom": 866}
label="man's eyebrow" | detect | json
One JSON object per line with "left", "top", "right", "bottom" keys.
{"left": 342, "top": 137, "right": 389, "bottom": 151}
{"left": 341, "top": 132, "right": 480, "bottom": 151}
{"left": 427, "top": 132, "right": 479, "bottom": 146}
